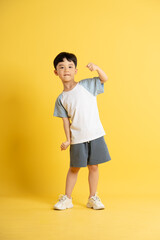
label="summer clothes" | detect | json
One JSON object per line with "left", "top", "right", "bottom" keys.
{"left": 53, "top": 77, "right": 106, "bottom": 145}
{"left": 70, "top": 136, "right": 111, "bottom": 167}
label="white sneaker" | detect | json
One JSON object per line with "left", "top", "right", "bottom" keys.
{"left": 86, "top": 192, "right": 105, "bottom": 210}
{"left": 54, "top": 194, "right": 73, "bottom": 210}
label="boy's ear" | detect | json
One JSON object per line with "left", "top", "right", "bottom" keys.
{"left": 54, "top": 69, "right": 58, "bottom": 76}
{"left": 75, "top": 69, "right": 78, "bottom": 74}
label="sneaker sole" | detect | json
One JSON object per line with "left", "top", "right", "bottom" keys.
{"left": 54, "top": 204, "right": 73, "bottom": 210}
{"left": 87, "top": 203, "right": 105, "bottom": 210}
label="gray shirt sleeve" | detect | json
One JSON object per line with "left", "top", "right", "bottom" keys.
{"left": 53, "top": 94, "right": 69, "bottom": 118}
{"left": 79, "top": 77, "right": 104, "bottom": 96}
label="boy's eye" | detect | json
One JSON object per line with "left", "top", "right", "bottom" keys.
{"left": 60, "top": 66, "right": 73, "bottom": 69}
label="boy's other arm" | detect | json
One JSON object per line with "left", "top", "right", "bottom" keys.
{"left": 86, "top": 63, "right": 109, "bottom": 83}
{"left": 60, "top": 117, "right": 71, "bottom": 151}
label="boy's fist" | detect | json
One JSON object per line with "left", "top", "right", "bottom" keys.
{"left": 60, "top": 141, "right": 70, "bottom": 151}
{"left": 86, "top": 63, "right": 99, "bottom": 71}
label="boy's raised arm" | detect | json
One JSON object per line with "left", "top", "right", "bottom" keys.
{"left": 86, "top": 63, "right": 108, "bottom": 83}
{"left": 60, "top": 117, "right": 71, "bottom": 151}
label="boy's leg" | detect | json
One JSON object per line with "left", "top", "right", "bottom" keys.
{"left": 88, "top": 164, "right": 99, "bottom": 198}
{"left": 65, "top": 167, "right": 80, "bottom": 198}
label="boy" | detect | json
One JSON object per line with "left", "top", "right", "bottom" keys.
{"left": 53, "top": 52, "right": 111, "bottom": 210}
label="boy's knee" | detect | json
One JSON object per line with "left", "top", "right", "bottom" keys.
{"left": 88, "top": 164, "right": 98, "bottom": 171}
{"left": 70, "top": 167, "right": 80, "bottom": 173}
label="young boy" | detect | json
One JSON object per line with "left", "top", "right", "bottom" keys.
{"left": 53, "top": 52, "right": 111, "bottom": 210}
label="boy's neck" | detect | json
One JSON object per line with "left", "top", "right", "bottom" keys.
{"left": 63, "top": 80, "right": 78, "bottom": 92}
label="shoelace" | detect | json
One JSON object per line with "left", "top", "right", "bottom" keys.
{"left": 58, "top": 194, "right": 67, "bottom": 202}
{"left": 91, "top": 192, "right": 101, "bottom": 202}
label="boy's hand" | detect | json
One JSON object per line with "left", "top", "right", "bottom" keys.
{"left": 60, "top": 141, "right": 70, "bottom": 151}
{"left": 86, "top": 63, "right": 99, "bottom": 71}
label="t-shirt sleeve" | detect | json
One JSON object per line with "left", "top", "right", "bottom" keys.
{"left": 53, "top": 95, "right": 69, "bottom": 118}
{"left": 79, "top": 77, "right": 104, "bottom": 96}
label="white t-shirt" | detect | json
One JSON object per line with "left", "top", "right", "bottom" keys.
{"left": 53, "top": 77, "right": 106, "bottom": 144}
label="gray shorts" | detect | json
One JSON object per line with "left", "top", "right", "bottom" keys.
{"left": 69, "top": 136, "right": 111, "bottom": 168}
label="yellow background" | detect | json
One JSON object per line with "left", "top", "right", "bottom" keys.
{"left": 0, "top": 0, "right": 160, "bottom": 239}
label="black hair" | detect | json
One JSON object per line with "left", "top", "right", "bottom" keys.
{"left": 53, "top": 52, "right": 77, "bottom": 70}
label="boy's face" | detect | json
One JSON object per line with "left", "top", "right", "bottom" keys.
{"left": 54, "top": 58, "right": 78, "bottom": 82}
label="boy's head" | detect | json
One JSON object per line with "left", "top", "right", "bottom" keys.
{"left": 53, "top": 52, "right": 77, "bottom": 70}
{"left": 53, "top": 52, "right": 78, "bottom": 82}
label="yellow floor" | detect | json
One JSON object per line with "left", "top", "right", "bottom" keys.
{"left": 0, "top": 194, "right": 160, "bottom": 240}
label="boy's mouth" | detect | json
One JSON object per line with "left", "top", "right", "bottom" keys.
{"left": 64, "top": 74, "right": 70, "bottom": 76}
